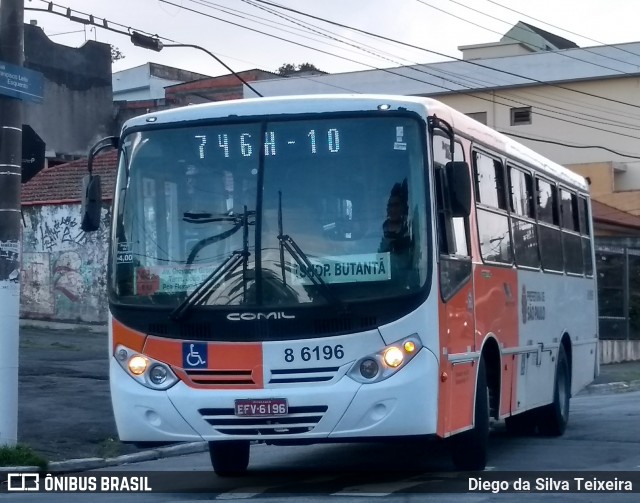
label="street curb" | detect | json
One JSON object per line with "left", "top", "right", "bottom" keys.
{"left": 1, "top": 442, "right": 208, "bottom": 473}
{"left": 581, "top": 379, "right": 640, "bottom": 395}
{"left": 49, "top": 442, "right": 208, "bottom": 472}
{"left": 19, "top": 319, "right": 108, "bottom": 333}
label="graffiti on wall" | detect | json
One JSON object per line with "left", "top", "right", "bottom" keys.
{"left": 21, "top": 204, "right": 111, "bottom": 323}
{"left": 21, "top": 253, "right": 54, "bottom": 316}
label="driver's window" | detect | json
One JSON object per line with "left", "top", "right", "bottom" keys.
{"left": 433, "top": 134, "right": 471, "bottom": 301}
{"left": 433, "top": 135, "right": 469, "bottom": 257}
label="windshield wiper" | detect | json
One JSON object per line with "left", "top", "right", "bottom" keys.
{"left": 170, "top": 207, "right": 252, "bottom": 320}
{"left": 277, "top": 191, "right": 346, "bottom": 312}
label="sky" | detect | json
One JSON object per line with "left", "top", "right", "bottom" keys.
{"left": 22, "top": 0, "right": 640, "bottom": 77}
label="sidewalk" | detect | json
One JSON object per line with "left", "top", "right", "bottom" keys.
{"left": 12, "top": 321, "right": 640, "bottom": 469}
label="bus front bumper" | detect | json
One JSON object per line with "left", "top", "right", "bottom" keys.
{"left": 110, "top": 349, "right": 439, "bottom": 443}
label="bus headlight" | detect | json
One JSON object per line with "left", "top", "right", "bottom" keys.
{"left": 128, "top": 355, "right": 148, "bottom": 375}
{"left": 115, "top": 345, "right": 179, "bottom": 390}
{"left": 383, "top": 347, "right": 404, "bottom": 368}
{"left": 348, "top": 335, "right": 422, "bottom": 383}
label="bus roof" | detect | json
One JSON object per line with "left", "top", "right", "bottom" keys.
{"left": 122, "top": 94, "right": 588, "bottom": 192}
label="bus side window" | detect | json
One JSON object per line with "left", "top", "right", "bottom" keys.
{"left": 434, "top": 136, "right": 469, "bottom": 257}
{"left": 536, "top": 177, "right": 563, "bottom": 272}
{"left": 434, "top": 135, "right": 471, "bottom": 300}
{"left": 508, "top": 165, "right": 540, "bottom": 269}
{"left": 474, "top": 151, "right": 513, "bottom": 265}
{"left": 560, "top": 188, "right": 583, "bottom": 275}
{"left": 578, "top": 196, "right": 594, "bottom": 276}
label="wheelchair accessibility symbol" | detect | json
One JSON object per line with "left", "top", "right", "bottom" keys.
{"left": 183, "top": 342, "right": 208, "bottom": 369}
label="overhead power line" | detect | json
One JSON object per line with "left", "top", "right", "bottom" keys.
{"left": 249, "top": 0, "right": 640, "bottom": 110}
{"left": 31, "top": 0, "right": 640, "bottom": 157}
{"left": 485, "top": 0, "right": 640, "bottom": 61}
{"left": 422, "top": 0, "right": 640, "bottom": 74}
{"left": 28, "top": 1, "right": 263, "bottom": 96}
{"left": 170, "top": 0, "right": 640, "bottom": 137}
{"left": 498, "top": 131, "right": 640, "bottom": 160}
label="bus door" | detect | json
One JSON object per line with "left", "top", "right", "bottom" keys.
{"left": 433, "top": 134, "right": 476, "bottom": 436}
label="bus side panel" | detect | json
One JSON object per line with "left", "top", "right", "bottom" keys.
{"left": 473, "top": 264, "right": 518, "bottom": 417}
{"left": 437, "top": 279, "right": 477, "bottom": 437}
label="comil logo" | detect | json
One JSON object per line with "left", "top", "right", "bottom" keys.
{"left": 7, "top": 473, "right": 39, "bottom": 492}
{"left": 227, "top": 312, "right": 295, "bottom": 321}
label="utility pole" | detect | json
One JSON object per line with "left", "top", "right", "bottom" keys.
{"left": 0, "top": 0, "right": 24, "bottom": 447}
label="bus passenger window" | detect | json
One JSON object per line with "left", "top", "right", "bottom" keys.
{"left": 536, "top": 177, "right": 563, "bottom": 272}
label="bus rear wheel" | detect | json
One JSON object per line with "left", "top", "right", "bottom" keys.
{"left": 209, "top": 440, "right": 250, "bottom": 476}
{"left": 450, "top": 358, "right": 489, "bottom": 471}
{"left": 537, "top": 345, "right": 570, "bottom": 436}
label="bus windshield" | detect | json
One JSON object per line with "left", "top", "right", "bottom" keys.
{"left": 111, "top": 114, "right": 429, "bottom": 309}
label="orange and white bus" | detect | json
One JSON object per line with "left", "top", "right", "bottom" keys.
{"left": 82, "top": 94, "right": 598, "bottom": 474}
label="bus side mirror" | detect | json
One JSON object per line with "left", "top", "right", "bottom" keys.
{"left": 446, "top": 161, "right": 471, "bottom": 217}
{"left": 80, "top": 174, "right": 102, "bottom": 232}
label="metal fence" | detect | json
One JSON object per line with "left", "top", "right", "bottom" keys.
{"left": 596, "top": 245, "right": 640, "bottom": 341}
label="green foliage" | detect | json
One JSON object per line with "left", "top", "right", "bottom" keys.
{"left": 277, "top": 62, "right": 323, "bottom": 76}
{"left": 98, "top": 437, "right": 122, "bottom": 459}
{"left": 0, "top": 444, "right": 48, "bottom": 470}
{"left": 111, "top": 45, "right": 125, "bottom": 63}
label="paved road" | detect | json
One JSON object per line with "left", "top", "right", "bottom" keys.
{"left": 17, "top": 325, "right": 141, "bottom": 461}
{"left": 4, "top": 390, "right": 640, "bottom": 501}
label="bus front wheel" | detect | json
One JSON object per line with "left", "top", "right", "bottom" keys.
{"left": 450, "top": 358, "right": 489, "bottom": 471}
{"left": 209, "top": 440, "right": 250, "bottom": 476}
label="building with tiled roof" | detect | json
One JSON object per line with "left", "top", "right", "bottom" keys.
{"left": 21, "top": 151, "right": 117, "bottom": 206}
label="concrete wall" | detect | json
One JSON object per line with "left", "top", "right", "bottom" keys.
{"left": 600, "top": 340, "right": 640, "bottom": 364}
{"left": 20, "top": 204, "right": 111, "bottom": 324}
{"left": 23, "top": 24, "right": 114, "bottom": 157}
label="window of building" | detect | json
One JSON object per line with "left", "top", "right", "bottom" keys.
{"left": 510, "top": 107, "right": 532, "bottom": 126}
{"left": 466, "top": 112, "right": 487, "bottom": 125}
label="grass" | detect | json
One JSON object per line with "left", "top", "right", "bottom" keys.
{"left": 0, "top": 444, "right": 48, "bottom": 470}
{"left": 98, "top": 437, "right": 123, "bottom": 459}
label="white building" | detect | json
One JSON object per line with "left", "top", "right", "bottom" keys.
{"left": 112, "top": 62, "right": 211, "bottom": 101}
{"left": 246, "top": 21, "right": 640, "bottom": 205}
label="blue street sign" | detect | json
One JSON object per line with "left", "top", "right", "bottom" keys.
{"left": 0, "top": 60, "right": 44, "bottom": 103}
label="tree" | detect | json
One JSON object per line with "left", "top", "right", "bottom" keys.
{"left": 111, "top": 45, "right": 125, "bottom": 63}
{"left": 277, "top": 62, "right": 324, "bottom": 76}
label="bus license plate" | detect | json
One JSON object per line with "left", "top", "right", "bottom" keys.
{"left": 234, "top": 398, "right": 288, "bottom": 417}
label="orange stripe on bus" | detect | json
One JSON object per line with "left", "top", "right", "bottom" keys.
{"left": 142, "top": 338, "right": 264, "bottom": 389}
{"left": 111, "top": 318, "right": 146, "bottom": 353}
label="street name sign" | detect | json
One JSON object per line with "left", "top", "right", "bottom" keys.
{"left": 0, "top": 60, "right": 44, "bottom": 103}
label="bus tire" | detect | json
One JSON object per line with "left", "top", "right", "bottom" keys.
{"left": 537, "top": 345, "right": 570, "bottom": 436}
{"left": 450, "top": 358, "right": 489, "bottom": 471}
{"left": 209, "top": 440, "right": 250, "bottom": 476}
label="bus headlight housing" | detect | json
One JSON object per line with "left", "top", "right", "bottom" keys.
{"left": 114, "top": 345, "right": 179, "bottom": 390}
{"left": 348, "top": 335, "right": 422, "bottom": 383}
